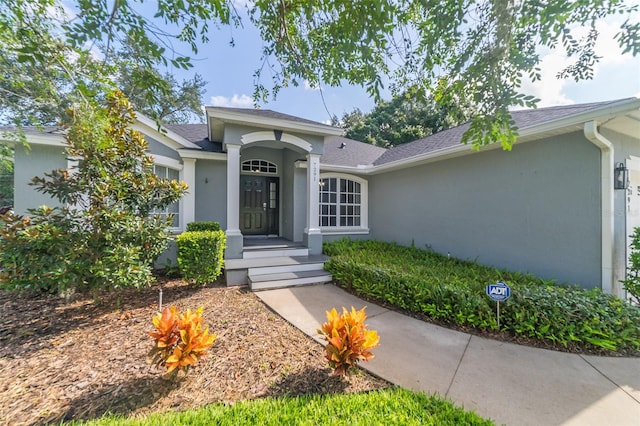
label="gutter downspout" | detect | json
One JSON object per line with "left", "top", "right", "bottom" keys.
{"left": 584, "top": 121, "right": 614, "bottom": 295}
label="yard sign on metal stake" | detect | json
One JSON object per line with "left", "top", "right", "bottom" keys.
{"left": 486, "top": 282, "right": 511, "bottom": 329}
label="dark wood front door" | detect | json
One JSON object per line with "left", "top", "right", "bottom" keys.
{"left": 240, "top": 175, "right": 279, "bottom": 235}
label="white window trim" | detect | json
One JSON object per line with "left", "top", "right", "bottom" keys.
{"left": 319, "top": 173, "right": 369, "bottom": 234}
{"left": 241, "top": 158, "right": 278, "bottom": 176}
{"left": 152, "top": 155, "right": 184, "bottom": 233}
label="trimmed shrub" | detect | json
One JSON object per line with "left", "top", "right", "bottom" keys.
{"left": 176, "top": 230, "right": 226, "bottom": 285}
{"left": 324, "top": 239, "right": 640, "bottom": 353}
{"left": 186, "top": 221, "right": 221, "bottom": 232}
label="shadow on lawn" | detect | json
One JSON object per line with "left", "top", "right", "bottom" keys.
{"left": 264, "top": 366, "right": 350, "bottom": 398}
{"left": 59, "top": 375, "right": 179, "bottom": 423}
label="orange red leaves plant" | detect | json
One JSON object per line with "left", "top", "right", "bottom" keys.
{"left": 148, "top": 306, "right": 216, "bottom": 377}
{"left": 318, "top": 306, "right": 380, "bottom": 376}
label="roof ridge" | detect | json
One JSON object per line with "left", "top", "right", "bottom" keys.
{"left": 511, "top": 98, "right": 633, "bottom": 114}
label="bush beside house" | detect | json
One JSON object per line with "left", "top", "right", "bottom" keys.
{"left": 324, "top": 239, "right": 640, "bottom": 353}
{"left": 176, "top": 222, "right": 226, "bottom": 285}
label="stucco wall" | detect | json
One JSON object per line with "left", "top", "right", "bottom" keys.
{"left": 194, "top": 159, "right": 227, "bottom": 228}
{"left": 369, "top": 131, "right": 602, "bottom": 288}
{"left": 293, "top": 167, "right": 307, "bottom": 242}
{"left": 281, "top": 149, "right": 298, "bottom": 241}
{"left": 146, "top": 137, "right": 181, "bottom": 161}
{"left": 14, "top": 144, "right": 67, "bottom": 215}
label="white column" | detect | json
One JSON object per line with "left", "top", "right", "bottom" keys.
{"left": 305, "top": 153, "right": 321, "bottom": 234}
{"left": 226, "top": 144, "right": 242, "bottom": 236}
{"left": 181, "top": 158, "right": 196, "bottom": 230}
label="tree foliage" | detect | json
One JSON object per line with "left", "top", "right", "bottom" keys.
{"left": 251, "top": 0, "right": 639, "bottom": 149}
{"left": 0, "top": 91, "right": 188, "bottom": 295}
{"left": 337, "top": 87, "right": 473, "bottom": 147}
{"left": 108, "top": 39, "right": 208, "bottom": 124}
{"left": 1, "top": 0, "right": 638, "bottom": 151}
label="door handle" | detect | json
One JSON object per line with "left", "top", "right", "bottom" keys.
{"left": 263, "top": 202, "right": 267, "bottom": 211}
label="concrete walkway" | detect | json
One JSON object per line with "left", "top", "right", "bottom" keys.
{"left": 256, "top": 284, "right": 640, "bottom": 426}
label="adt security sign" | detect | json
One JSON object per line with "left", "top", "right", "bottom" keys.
{"left": 486, "top": 282, "right": 511, "bottom": 302}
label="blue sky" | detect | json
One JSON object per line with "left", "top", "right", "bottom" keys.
{"left": 189, "top": 5, "right": 640, "bottom": 124}
{"left": 59, "top": 1, "right": 639, "bottom": 124}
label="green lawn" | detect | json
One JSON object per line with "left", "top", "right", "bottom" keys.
{"left": 69, "top": 388, "right": 493, "bottom": 425}
{"left": 324, "top": 239, "right": 640, "bottom": 354}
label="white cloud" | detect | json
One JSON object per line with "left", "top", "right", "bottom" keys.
{"left": 519, "top": 50, "right": 574, "bottom": 108}
{"left": 304, "top": 80, "right": 320, "bottom": 91}
{"left": 520, "top": 12, "right": 638, "bottom": 106}
{"left": 209, "top": 94, "right": 253, "bottom": 108}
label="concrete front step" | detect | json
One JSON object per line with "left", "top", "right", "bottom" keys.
{"left": 249, "top": 270, "right": 333, "bottom": 291}
{"left": 242, "top": 247, "right": 309, "bottom": 259}
{"left": 225, "top": 255, "right": 330, "bottom": 286}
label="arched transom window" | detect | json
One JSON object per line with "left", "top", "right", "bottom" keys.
{"left": 242, "top": 159, "right": 277, "bottom": 174}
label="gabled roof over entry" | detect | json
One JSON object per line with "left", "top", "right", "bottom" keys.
{"left": 204, "top": 107, "right": 343, "bottom": 142}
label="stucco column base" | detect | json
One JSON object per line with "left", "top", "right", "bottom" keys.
{"left": 225, "top": 229, "right": 243, "bottom": 259}
{"left": 303, "top": 229, "right": 323, "bottom": 255}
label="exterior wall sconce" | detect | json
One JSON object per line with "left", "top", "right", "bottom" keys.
{"left": 614, "top": 162, "right": 629, "bottom": 190}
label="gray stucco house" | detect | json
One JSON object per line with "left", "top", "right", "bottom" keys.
{"left": 5, "top": 97, "right": 640, "bottom": 297}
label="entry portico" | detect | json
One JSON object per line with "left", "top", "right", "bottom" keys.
{"left": 204, "top": 107, "right": 343, "bottom": 259}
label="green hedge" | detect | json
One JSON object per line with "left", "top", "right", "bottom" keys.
{"left": 323, "top": 239, "right": 640, "bottom": 353}
{"left": 176, "top": 230, "right": 226, "bottom": 285}
{"left": 186, "top": 221, "right": 221, "bottom": 232}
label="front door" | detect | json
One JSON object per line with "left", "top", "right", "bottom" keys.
{"left": 240, "top": 175, "right": 279, "bottom": 235}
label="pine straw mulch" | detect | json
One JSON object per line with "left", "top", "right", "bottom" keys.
{"left": 0, "top": 278, "right": 390, "bottom": 426}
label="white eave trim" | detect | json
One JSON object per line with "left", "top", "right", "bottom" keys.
{"left": 205, "top": 107, "right": 344, "bottom": 137}
{"left": 518, "top": 98, "right": 640, "bottom": 138}
{"left": 319, "top": 98, "right": 640, "bottom": 175}
{"left": 3, "top": 133, "right": 67, "bottom": 147}
{"left": 133, "top": 113, "right": 203, "bottom": 150}
{"left": 178, "top": 149, "right": 227, "bottom": 161}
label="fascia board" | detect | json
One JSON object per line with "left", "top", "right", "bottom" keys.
{"left": 205, "top": 107, "right": 344, "bottom": 137}
{"left": 318, "top": 163, "right": 374, "bottom": 175}
{"left": 368, "top": 143, "right": 477, "bottom": 175}
{"left": 178, "top": 149, "right": 227, "bottom": 161}
{"left": 1, "top": 133, "right": 67, "bottom": 147}
{"left": 517, "top": 98, "right": 640, "bottom": 140}
{"left": 134, "top": 113, "right": 203, "bottom": 150}
{"left": 366, "top": 98, "right": 640, "bottom": 175}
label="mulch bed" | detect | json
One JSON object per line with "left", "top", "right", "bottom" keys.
{"left": 0, "top": 278, "right": 389, "bottom": 426}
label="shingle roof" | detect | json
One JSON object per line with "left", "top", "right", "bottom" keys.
{"left": 206, "top": 107, "right": 334, "bottom": 128}
{"left": 321, "top": 136, "right": 387, "bottom": 167}
{"left": 164, "top": 123, "right": 207, "bottom": 143}
{"left": 374, "top": 98, "right": 634, "bottom": 166}
{"left": 164, "top": 123, "right": 223, "bottom": 152}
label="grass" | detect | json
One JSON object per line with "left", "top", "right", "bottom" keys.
{"left": 324, "top": 239, "right": 640, "bottom": 353}
{"left": 68, "top": 388, "right": 493, "bottom": 426}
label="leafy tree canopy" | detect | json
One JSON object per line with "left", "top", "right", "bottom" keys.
{"left": 1, "top": 0, "right": 638, "bottom": 151}
{"left": 336, "top": 87, "right": 473, "bottom": 147}
{"left": 107, "top": 38, "right": 208, "bottom": 124}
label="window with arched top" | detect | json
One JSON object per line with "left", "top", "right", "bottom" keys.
{"left": 319, "top": 174, "right": 369, "bottom": 234}
{"left": 241, "top": 159, "right": 278, "bottom": 174}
